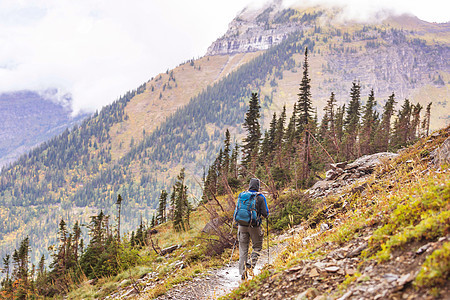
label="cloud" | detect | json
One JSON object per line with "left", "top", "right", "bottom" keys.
{"left": 282, "top": 0, "right": 449, "bottom": 23}
{"left": 0, "top": 0, "right": 259, "bottom": 114}
{"left": 0, "top": 0, "right": 447, "bottom": 115}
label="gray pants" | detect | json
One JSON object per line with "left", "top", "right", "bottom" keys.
{"left": 238, "top": 225, "right": 264, "bottom": 275}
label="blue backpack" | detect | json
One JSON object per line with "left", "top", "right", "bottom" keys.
{"left": 234, "top": 191, "right": 261, "bottom": 226}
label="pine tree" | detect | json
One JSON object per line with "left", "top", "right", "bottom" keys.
{"left": 172, "top": 168, "right": 190, "bottom": 231}
{"left": 274, "top": 106, "right": 286, "bottom": 168}
{"left": 392, "top": 99, "right": 412, "bottom": 148}
{"left": 135, "top": 218, "right": 146, "bottom": 247}
{"left": 1, "top": 254, "right": 11, "bottom": 292}
{"left": 375, "top": 93, "right": 396, "bottom": 152}
{"left": 35, "top": 254, "right": 46, "bottom": 295}
{"left": 283, "top": 103, "right": 298, "bottom": 169}
{"left": 242, "top": 92, "right": 262, "bottom": 174}
{"left": 260, "top": 112, "right": 278, "bottom": 165}
{"left": 360, "top": 89, "right": 378, "bottom": 155}
{"left": 79, "top": 210, "right": 116, "bottom": 279}
{"left": 422, "top": 102, "right": 432, "bottom": 136}
{"left": 296, "top": 48, "right": 314, "bottom": 180}
{"left": 157, "top": 190, "right": 168, "bottom": 224}
{"left": 12, "top": 237, "right": 30, "bottom": 299}
{"left": 409, "top": 103, "right": 422, "bottom": 140}
{"left": 320, "top": 92, "right": 340, "bottom": 155}
{"left": 343, "top": 81, "right": 361, "bottom": 159}
{"left": 268, "top": 112, "right": 277, "bottom": 153}
{"left": 222, "top": 129, "right": 231, "bottom": 177}
{"left": 38, "top": 255, "right": 45, "bottom": 276}
{"left": 54, "top": 219, "right": 68, "bottom": 274}
{"left": 130, "top": 231, "right": 136, "bottom": 247}
{"left": 116, "top": 194, "right": 123, "bottom": 243}
{"left": 229, "top": 143, "right": 239, "bottom": 179}
{"left": 297, "top": 47, "right": 313, "bottom": 134}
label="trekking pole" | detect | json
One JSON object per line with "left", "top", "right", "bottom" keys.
{"left": 266, "top": 217, "right": 270, "bottom": 265}
{"left": 229, "top": 231, "right": 238, "bottom": 266}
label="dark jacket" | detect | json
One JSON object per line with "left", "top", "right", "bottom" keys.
{"left": 248, "top": 178, "right": 269, "bottom": 221}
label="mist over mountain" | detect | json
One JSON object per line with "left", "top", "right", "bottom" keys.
{"left": 0, "top": 91, "right": 86, "bottom": 169}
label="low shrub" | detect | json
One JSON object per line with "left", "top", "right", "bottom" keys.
{"left": 269, "top": 191, "right": 313, "bottom": 230}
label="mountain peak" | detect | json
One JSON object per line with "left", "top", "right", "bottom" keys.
{"left": 206, "top": 1, "right": 448, "bottom": 56}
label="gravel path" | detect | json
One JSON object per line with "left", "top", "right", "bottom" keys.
{"left": 150, "top": 242, "right": 287, "bottom": 300}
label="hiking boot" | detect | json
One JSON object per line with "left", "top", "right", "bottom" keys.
{"left": 241, "top": 270, "right": 248, "bottom": 280}
{"left": 246, "top": 262, "right": 254, "bottom": 277}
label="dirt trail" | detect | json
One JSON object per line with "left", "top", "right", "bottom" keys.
{"left": 150, "top": 242, "right": 287, "bottom": 300}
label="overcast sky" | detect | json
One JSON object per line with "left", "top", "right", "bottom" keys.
{"left": 0, "top": 0, "right": 448, "bottom": 115}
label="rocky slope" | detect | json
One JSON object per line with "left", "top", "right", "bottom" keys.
{"left": 224, "top": 127, "right": 449, "bottom": 299}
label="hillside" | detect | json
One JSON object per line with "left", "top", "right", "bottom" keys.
{"left": 0, "top": 1, "right": 449, "bottom": 269}
{"left": 60, "top": 126, "right": 449, "bottom": 300}
{"left": 221, "top": 127, "right": 449, "bottom": 300}
{"left": 0, "top": 91, "right": 84, "bottom": 169}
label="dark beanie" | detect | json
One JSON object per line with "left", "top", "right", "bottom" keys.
{"left": 249, "top": 178, "right": 260, "bottom": 191}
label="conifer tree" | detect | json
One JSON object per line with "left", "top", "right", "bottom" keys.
{"left": 151, "top": 215, "right": 156, "bottom": 228}
{"left": 130, "top": 231, "right": 136, "bottom": 247}
{"left": 116, "top": 194, "right": 123, "bottom": 243}
{"left": 1, "top": 254, "right": 11, "bottom": 292}
{"left": 268, "top": 112, "right": 277, "bottom": 152}
{"left": 297, "top": 47, "right": 313, "bottom": 134}
{"left": 54, "top": 219, "right": 68, "bottom": 273}
{"left": 324, "top": 92, "right": 340, "bottom": 154}
{"left": 242, "top": 92, "right": 262, "bottom": 174}
{"left": 392, "top": 99, "right": 412, "bottom": 148}
{"left": 222, "top": 129, "right": 231, "bottom": 177}
{"left": 422, "top": 102, "right": 432, "bottom": 136}
{"left": 12, "top": 237, "right": 30, "bottom": 299}
{"left": 296, "top": 48, "right": 314, "bottom": 180}
{"left": 410, "top": 103, "right": 422, "bottom": 140}
{"left": 217, "top": 148, "right": 223, "bottom": 175}
{"left": 79, "top": 210, "right": 116, "bottom": 279}
{"left": 35, "top": 254, "right": 46, "bottom": 294}
{"left": 343, "top": 81, "right": 361, "bottom": 159}
{"left": 72, "top": 221, "right": 81, "bottom": 264}
{"left": 360, "top": 89, "right": 378, "bottom": 155}
{"left": 274, "top": 106, "right": 286, "bottom": 168}
{"left": 375, "top": 93, "right": 396, "bottom": 152}
{"left": 38, "top": 255, "right": 45, "bottom": 276}
{"left": 172, "top": 168, "right": 190, "bottom": 231}
{"left": 135, "top": 218, "right": 146, "bottom": 247}
{"left": 229, "top": 143, "right": 239, "bottom": 179}
{"left": 157, "top": 190, "right": 168, "bottom": 224}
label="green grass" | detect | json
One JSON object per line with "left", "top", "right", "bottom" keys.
{"left": 368, "top": 180, "right": 450, "bottom": 262}
{"left": 415, "top": 241, "right": 450, "bottom": 288}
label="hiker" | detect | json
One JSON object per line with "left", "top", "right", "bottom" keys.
{"left": 234, "top": 178, "right": 269, "bottom": 280}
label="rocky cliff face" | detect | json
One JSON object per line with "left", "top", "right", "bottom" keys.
{"left": 206, "top": 1, "right": 450, "bottom": 129}
{"left": 206, "top": 1, "right": 306, "bottom": 55}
